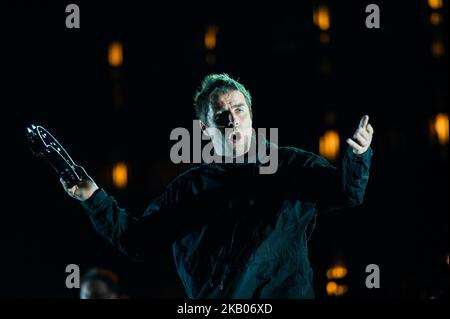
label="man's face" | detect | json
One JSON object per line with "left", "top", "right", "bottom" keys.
{"left": 204, "top": 90, "right": 253, "bottom": 157}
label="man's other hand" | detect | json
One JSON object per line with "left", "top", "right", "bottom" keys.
{"left": 346, "top": 115, "right": 374, "bottom": 154}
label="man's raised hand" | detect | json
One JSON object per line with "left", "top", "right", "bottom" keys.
{"left": 346, "top": 115, "right": 374, "bottom": 155}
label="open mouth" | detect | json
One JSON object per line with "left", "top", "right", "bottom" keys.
{"left": 229, "top": 131, "right": 242, "bottom": 144}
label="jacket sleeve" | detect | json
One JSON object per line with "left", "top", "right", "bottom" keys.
{"left": 80, "top": 176, "right": 203, "bottom": 261}
{"left": 289, "top": 146, "right": 373, "bottom": 211}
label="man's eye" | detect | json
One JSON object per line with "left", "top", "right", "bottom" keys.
{"left": 235, "top": 108, "right": 244, "bottom": 113}
{"left": 215, "top": 112, "right": 228, "bottom": 123}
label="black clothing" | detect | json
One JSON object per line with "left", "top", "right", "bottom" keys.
{"left": 81, "top": 145, "right": 372, "bottom": 298}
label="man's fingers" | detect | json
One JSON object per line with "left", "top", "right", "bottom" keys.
{"left": 350, "top": 116, "right": 372, "bottom": 154}
{"left": 346, "top": 138, "right": 364, "bottom": 152}
{"left": 357, "top": 128, "right": 370, "bottom": 140}
{"left": 354, "top": 132, "right": 368, "bottom": 146}
{"left": 75, "top": 165, "right": 90, "bottom": 181}
{"left": 60, "top": 178, "right": 78, "bottom": 196}
{"left": 359, "top": 115, "right": 369, "bottom": 129}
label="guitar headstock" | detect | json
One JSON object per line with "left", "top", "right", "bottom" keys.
{"left": 26, "top": 124, "right": 83, "bottom": 188}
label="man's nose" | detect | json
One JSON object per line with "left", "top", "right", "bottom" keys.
{"left": 227, "top": 113, "right": 239, "bottom": 128}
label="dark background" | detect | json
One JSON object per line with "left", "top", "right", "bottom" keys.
{"left": 1, "top": 0, "right": 448, "bottom": 298}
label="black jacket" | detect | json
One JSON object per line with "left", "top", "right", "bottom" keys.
{"left": 81, "top": 145, "right": 372, "bottom": 298}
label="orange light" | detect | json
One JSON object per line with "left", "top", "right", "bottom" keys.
{"left": 319, "top": 130, "right": 340, "bottom": 161}
{"left": 108, "top": 41, "right": 123, "bottom": 67}
{"left": 326, "top": 265, "right": 348, "bottom": 279}
{"left": 326, "top": 281, "right": 338, "bottom": 295}
{"left": 335, "top": 284, "right": 349, "bottom": 296}
{"left": 431, "top": 38, "right": 445, "bottom": 58}
{"left": 204, "top": 25, "right": 218, "bottom": 50}
{"left": 434, "top": 113, "right": 449, "bottom": 145}
{"left": 430, "top": 12, "right": 442, "bottom": 26}
{"left": 428, "top": 0, "right": 443, "bottom": 10}
{"left": 112, "top": 162, "right": 128, "bottom": 189}
{"left": 313, "top": 5, "right": 331, "bottom": 31}
{"left": 326, "top": 281, "right": 348, "bottom": 297}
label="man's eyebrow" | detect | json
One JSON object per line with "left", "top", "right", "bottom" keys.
{"left": 212, "top": 103, "right": 246, "bottom": 114}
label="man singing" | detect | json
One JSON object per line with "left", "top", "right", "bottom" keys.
{"left": 61, "top": 73, "right": 374, "bottom": 298}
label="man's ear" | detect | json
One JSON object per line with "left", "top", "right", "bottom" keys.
{"left": 199, "top": 120, "right": 210, "bottom": 137}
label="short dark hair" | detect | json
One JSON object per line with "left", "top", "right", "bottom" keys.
{"left": 193, "top": 73, "right": 253, "bottom": 124}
